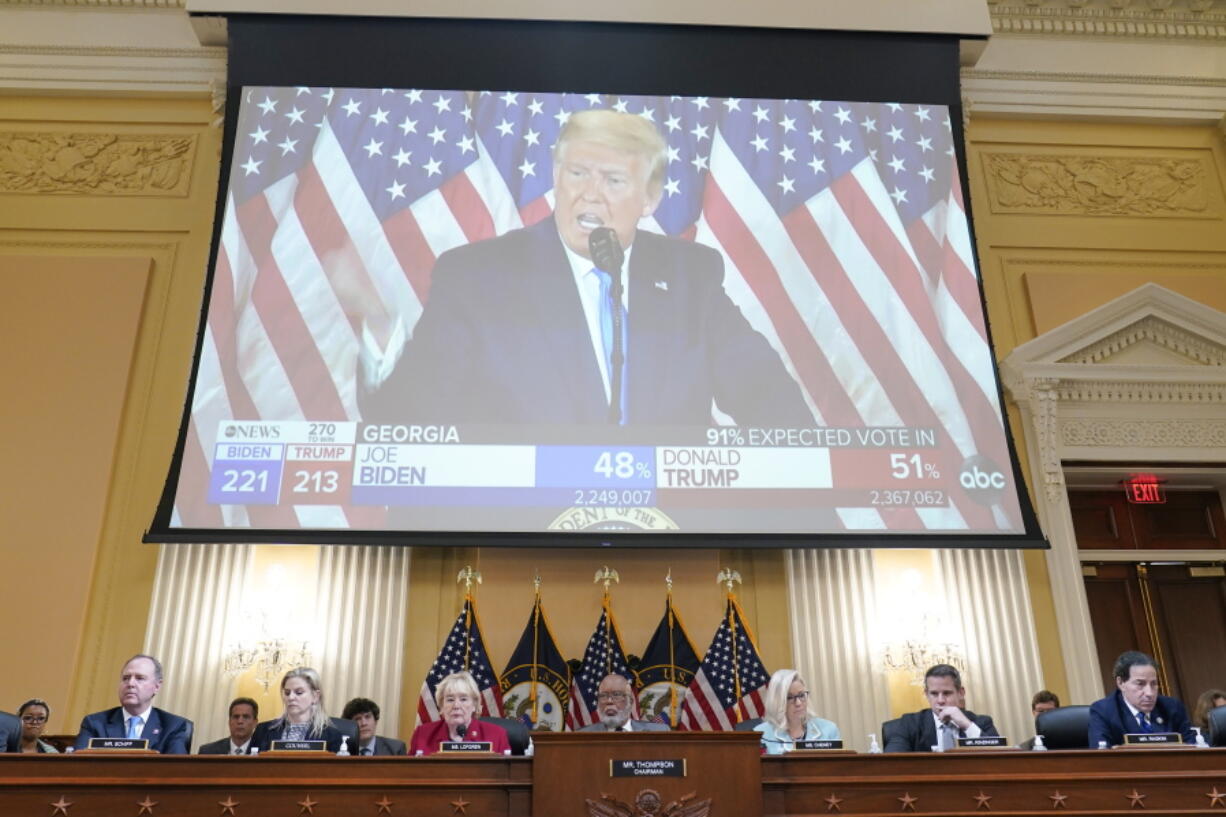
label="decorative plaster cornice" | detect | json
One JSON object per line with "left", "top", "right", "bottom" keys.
{"left": 1062, "top": 418, "right": 1226, "bottom": 447}
{"left": 1060, "top": 315, "right": 1226, "bottom": 365}
{"left": 989, "top": 0, "right": 1226, "bottom": 41}
{"left": 0, "top": 0, "right": 184, "bottom": 7}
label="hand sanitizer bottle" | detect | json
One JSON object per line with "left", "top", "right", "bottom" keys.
{"left": 1194, "top": 727, "right": 1209, "bottom": 748}
{"left": 337, "top": 735, "right": 350, "bottom": 756}
{"left": 868, "top": 734, "right": 882, "bottom": 754}
{"left": 1032, "top": 733, "right": 1047, "bottom": 751}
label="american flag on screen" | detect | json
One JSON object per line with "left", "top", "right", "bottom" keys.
{"left": 176, "top": 85, "right": 1018, "bottom": 533}
{"left": 415, "top": 594, "right": 503, "bottom": 726}
{"left": 677, "top": 596, "right": 769, "bottom": 731}
{"left": 566, "top": 601, "right": 637, "bottom": 730}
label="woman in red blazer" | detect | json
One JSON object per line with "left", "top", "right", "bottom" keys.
{"left": 409, "top": 671, "right": 509, "bottom": 756}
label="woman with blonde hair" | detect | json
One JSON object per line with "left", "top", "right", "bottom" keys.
{"left": 753, "top": 668, "right": 840, "bottom": 754}
{"left": 408, "top": 671, "right": 509, "bottom": 756}
{"left": 251, "top": 667, "right": 354, "bottom": 753}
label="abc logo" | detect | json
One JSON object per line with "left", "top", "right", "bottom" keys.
{"left": 959, "top": 456, "right": 1007, "bottom": 505}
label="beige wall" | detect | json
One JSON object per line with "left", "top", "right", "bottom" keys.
{"left": 0, "top": 95, "right": 221, "bottom": 726}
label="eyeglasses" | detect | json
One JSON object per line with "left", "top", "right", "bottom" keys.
{"left": 597, "top": 692, "right": 630, "bottom": 702}
{"left": 21, "top": 716, "right": 47, "bottom": 725}
{"left": 786, "top": 692, "right": 810, "bottom": 703}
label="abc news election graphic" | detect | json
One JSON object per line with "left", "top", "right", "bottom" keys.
{"left": 207, "top": 420, "right": 1016, "bottom": 535}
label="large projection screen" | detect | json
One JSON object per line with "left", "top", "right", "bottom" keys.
{"left": 148, "top": 15, "right": 1045, "bottom": 547}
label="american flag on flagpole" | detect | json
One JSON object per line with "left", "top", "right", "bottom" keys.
{"left": 678, "top": 596, "right": 770, "bottom": 731}
{"left": 416, "top": 594, "right": 503, "bottom": 725}
{"left": 176, "top": 86, "right": 1019, "bottom": 534}
{"left": 566, "top": 600, "right": 637, "bottom": 730}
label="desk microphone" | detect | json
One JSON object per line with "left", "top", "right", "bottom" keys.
{"left": 588, "top": 226, "right": 625, "bottom": 424}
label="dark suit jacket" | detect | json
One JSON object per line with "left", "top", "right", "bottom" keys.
{"left": 198, "top": 737, "right": 250, "bottom": 755}
{"left": 1088, "top": 690, "right": 1195, "bottom": 746}
{"left": 578, "top": 719, "right": 670, "bottom": 732}
{"left": 357, "top": 734, "right": 407, "bottom": 756}
{"left": 0, "top": 711, "right": 20, "bottom": 753}
{"left": 360, "top": 220, "right": 812, "bottom": 428}
{"left": 883, "top": 708, "right": 998, "bottom": 753}
{"left": 251, "top": 717, "right": 357, "bottom": 754}
{"left": 73, "top": 706, "right": 192, "bottom": 754}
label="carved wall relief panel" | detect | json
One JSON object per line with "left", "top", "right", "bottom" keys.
{"left": 981, "top": 152, "right": 1214, "bottom": 217}
{"left": 0, "top": 132, "right": 196, "bottom": 196}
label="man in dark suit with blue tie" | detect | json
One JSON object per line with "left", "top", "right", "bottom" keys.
{"left": 358, "top": 108, "right": 812, "bottom": 430}
{"left": 883, "top": 664, "right": 999, "bottom": 752}
{"left": 0, "top": 711, "right": 20, "bottom": 752}
{"left": 73, "top": 654, "right": 193, "bottom": 754}
{"left": 1088, "top": 651, "right": 1195, "bottom": 747}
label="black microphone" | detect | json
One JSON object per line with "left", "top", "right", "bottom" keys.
{"left": 589, "top": 226, "right": 624, "bottom": 274}
{"left": 588, "top": 227, "right": 625, "bottom": 424}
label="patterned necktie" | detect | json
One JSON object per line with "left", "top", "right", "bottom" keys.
{"left": 233, "top": 747, "right": 243, "bottom": 755}
{"left": 940, "top": 722, "right": 957, "bottom": 751}
{"left": 592, "top": 267, "right": 627, "bottom": 424}
{"left": 1139, "top": 713, "right": 1152, "bottom": 733}
{"left": 127, "top": 716, "right": 141, "bottom": 739}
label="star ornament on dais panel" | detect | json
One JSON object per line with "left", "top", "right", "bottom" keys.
{"left": 50, "top": 796, "right": 73, "bottom": 815}
{"left": 298, "top": 795, "right": 319, "bottom": 814}
{"left": 218, "top": 795, "right": 240, "bottom": 815}
{"left": 824, "top": 793, "right": 843, "bottom": 813}
{"left": 451, "top": 797, "right": 471, "bottom": 815}
{"left": 375, "top": 795, "right": 395, "bottom": 814}
{"left": 974, "top": 790, "right": 992, "bottom": 810}
{"left": 1048, "top": 791, "right": 1068, "bottom": 809}
{"left": 897, "top": 792, "right": 919, "bottom": 812}
{"left": 1125, "top": 789, "right": 1147, "bottom": 809}
{"left": 137, "top": 795, "right": 159, "bottom": 815}
{"left": 1207, "top": 787, "right": 1226, "bottom": 808}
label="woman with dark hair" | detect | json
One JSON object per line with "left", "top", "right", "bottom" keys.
{"left": 1193, "top": 688, "right": 1226, "bottom": 732}
{"left": 17, "top": 700, "right": 58, "bottom": 753}
{"left": 251, "top": 667, "right": 353, "bottom": 753}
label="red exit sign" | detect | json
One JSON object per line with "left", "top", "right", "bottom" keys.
{"left": 1124, "top": 475, "right": 1165, "bottom": 504}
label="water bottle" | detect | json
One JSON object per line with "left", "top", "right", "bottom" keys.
{"left": 1097, "top": 740, "right": 1109, "bottom": 750}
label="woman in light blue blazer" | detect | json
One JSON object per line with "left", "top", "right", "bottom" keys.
{"left": 754, "top": 668, "right": 840, "bottom": 754}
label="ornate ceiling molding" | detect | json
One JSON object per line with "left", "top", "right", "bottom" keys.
{"left": 988, "top": 0, "right": 1226, "bottom": 41}
{"left": 0, "top": 0, "right": 185, "bottom": 7}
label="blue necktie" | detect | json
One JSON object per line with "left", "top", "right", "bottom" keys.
{"left": 1138, "top": 713, "right": 1152, "bottom": 733}
{"left": 593, "top": 267, "right": 627, "bottom": 424}
{"left": 127, "top": 716, "right": 141, "bottom": 739}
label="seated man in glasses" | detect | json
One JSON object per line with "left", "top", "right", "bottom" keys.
{"left": 578, "top": 673, "right": 669, "bottom": 732}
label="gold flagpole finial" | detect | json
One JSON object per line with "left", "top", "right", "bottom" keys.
{"left": 665, "top": 569, "right": 673, "bottom": 593}
{"left": 457, "top": 565, "right": 482, "bottom": 592}
{"left": 717, "top": 568, "right": 742, "bottom": 595}
{"left": 532, "top": 569, "right": 542, "bottom": 595}
{"left": 594, "top": 566, "right": 620, "bottom": 593}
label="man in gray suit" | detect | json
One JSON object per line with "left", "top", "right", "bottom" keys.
{"left": 579, "top": 674, "right": 670, "bottom": 733}
{"left": 342, "top": 697, "right": 406, "bottom": 756}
